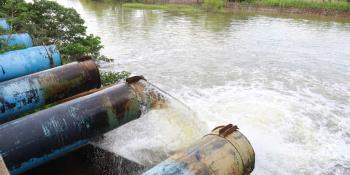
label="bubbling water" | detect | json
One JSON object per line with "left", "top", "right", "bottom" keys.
{"left": 96, "top": 74, "right": 350, "bottom": 174}
{"left": 97, "top": 81, "right": 208, "bottom": 166}
{"left": 176, "top": 79, "right": 350, "bottom": 175}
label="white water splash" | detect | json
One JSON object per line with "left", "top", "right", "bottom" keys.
{"left": 176, "top": 79, "right": 350, "bottom": 175}
{"left": 97, "top": 97, "right": 208, "bottom": 166}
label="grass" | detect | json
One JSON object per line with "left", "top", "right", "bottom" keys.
{"left": 247, "top": 0, "right": 350, "bottom": 12}
{"left": 203, "top": 0, "right": 226, "bottom": 11}
{"left": 123, "top": 3, "right": 201, "bottom": 12}
{"left": 123, "top": 0, "right": 350, "bottom": 13}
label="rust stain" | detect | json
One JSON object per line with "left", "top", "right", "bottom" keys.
{"left": 56, "top": 86, "right": 110, "bottom": 104}
{"left": 129, "top": 80, "right": 167, "bottom": 110}
{"left": 219, "top": 124, "right": 238, "bottom": 137}
{"left": 126, "top": 75, "right": 146, "bottom": 84}
{"left": 153, "top": 124, "right": 255, "bottom": 175}
{"left": 37, "top": 61, "right": 101, "bottom": 103}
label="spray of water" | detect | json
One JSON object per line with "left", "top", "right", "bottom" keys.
{"left": 96, "top": 81, "right": 208, "bottom": 166}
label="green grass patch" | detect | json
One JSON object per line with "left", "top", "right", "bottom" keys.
{"left": 123, "top": 3, "right": 201, "bottom": 12}
{"left": 124, "top": 0, "right": 350, "bottom": 13}
{"left": 203, "top": 0, "right": 226, "bottom": 11}
{"left": 247, "top": 0, "right": 350, "bottom": 12}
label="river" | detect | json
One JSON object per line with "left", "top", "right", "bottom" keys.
{"left": 56, "top": 0, "right": 350, "bottom": 174}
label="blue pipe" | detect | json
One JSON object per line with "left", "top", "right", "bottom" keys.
{"left": 0, "top": 60, "right": 101, "bottom": 123}
{"left": 0, "top": 45, "right": 61, "bottom": 82}
{"left": 0, "top": 33, "right": 33, "bottom": 48}
{"left": 0, "top": 19, "right": 11, "bottom": 31}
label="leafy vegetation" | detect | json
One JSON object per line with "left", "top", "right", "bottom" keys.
{"left": 203, "top": 0, "right": 226, "bottom": 11}
{"left": 0, "top": 0, "right": 128, "bottom": 85}
{"left": 0, "top": 0, "right": 106, "bottom": 62}
{"left": 0, "top": 40, "right": 27, "bottom": 53}
{"left": 100, "top": 71, "right": 131, "bottom": 86}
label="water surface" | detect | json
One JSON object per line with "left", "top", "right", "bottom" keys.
{"left": 57, "top": 0, "right": 350, "bottom": 174}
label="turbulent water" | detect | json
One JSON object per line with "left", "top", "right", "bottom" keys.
{"left": 57, "top": 0, "right": 350, "bottom": 174}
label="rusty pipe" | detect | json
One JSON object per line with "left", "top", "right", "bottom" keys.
{"left": 0, "top": 60, "right": 101, "bottom": 123}
{"left": 0, "top": 77, "right": 165, "bottom": 175}
{"left": 143, "top": 124, "right": 255, "bottom": 175}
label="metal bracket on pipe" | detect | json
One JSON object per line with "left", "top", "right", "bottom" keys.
{"left": 76, "top": 56, "right": 93, "bottom": 62}
{"left": 219, "top": 124, "right": 239, "bottom": 137}
{"left": 0, "top": 155, "right": 10, "bottom": 175}
{"left": 126, "top": 75, "right": 146, "bottom": 84}
{"left": 212, "top": 124, "right": 239, "bottom": 138}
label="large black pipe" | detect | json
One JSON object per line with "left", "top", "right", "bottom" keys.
{"left": 0, "top": 77, "right": 164, "bottom": 175}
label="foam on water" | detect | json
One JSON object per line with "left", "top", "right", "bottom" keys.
{"left": 175, "top": 79, "right": 350, "bottom": 175}
{"left": 94, "top": 55, "right": 350, "bottom": 174}
{"left": 96, "top": 73, "right": 350, "bottom": 175}
{"left": 97, "top": 85, "right": 208, "bottom": 166}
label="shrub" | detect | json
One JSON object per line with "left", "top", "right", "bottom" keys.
{"left": 100, "top": 71, "right": 131, "bottom": 86}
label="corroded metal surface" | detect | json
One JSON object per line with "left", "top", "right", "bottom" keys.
{"left": 143, "top": 124, "right": 255, "bottom": 175}
{"left": 0, "top": 45, "right": 61, "bottom": 82}
{"left": 0, "top": 78, "right": 165, "bottom": 175}
{"left": 128, "top": 78, "right": 167, "bottom": 112}
{"left": 56, "top": 88, "right": 104, "bottom": 104}
{"left": 0, "top": 33, "right": 33, "bottom": 48}
{"left": 0, "top": 60, "right": 101, "bottom": 123}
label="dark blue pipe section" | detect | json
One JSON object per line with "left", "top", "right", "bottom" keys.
{"left": 0, "top": 33, "right": 33, "bottom": 48}
{"left": 0, "top": 82, "right": 144, "bottom": 175}
{"left": 0, "top": 45, "right": 61, "bottom": 82}
{"left": 0, "top": 19, "right": 11, "bottom": 31}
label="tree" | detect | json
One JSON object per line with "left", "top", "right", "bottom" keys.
{"left": 0, "top": 0, "right": 110, "bottom": 62}
{"left": 0, "top": 0, "right": 126, "bottom": 85}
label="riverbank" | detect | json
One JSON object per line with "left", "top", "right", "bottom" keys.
{"left": 123, "top": 3, "right": 201, "bottom": 12}
{"left": 123, "top": 1, "right": 350, "bottom": 18}
{"left": 227, "top": 1, "right": 350, "bottom": 17}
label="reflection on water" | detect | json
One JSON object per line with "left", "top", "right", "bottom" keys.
{"left": 57, "top": 0, "right": 350, "bottom": 174}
